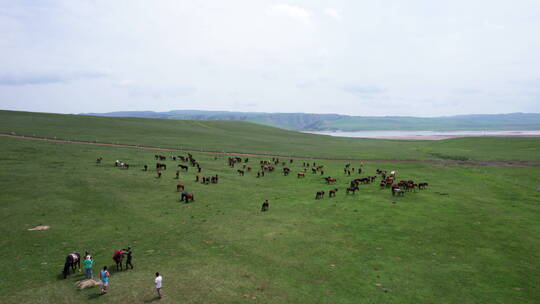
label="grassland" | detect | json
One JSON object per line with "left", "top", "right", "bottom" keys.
{"left": 0, "top": 135, "right": 539, "bottom": 304}
{"left": 0, "top": 110, "right": 539, "bottom": 303}
{"left": 1, "top": 110, "right": 540, "bottom": 161}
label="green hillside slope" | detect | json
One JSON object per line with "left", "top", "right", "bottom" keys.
{"left": 1, "top": 110, "right": 540, "bottom": 161}
{"left": 83, "top": 110, "right": 540, "bottom": 131}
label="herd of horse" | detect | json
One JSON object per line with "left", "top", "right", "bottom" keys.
{"left": 78, "top": 153, "right": 430, "bottom": 279}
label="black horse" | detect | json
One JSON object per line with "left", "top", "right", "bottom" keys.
{"left": 63, "top": 252, "right": 81, "bottom": 279}
{"left": 261, "top": 200, "right": 269, "bottom": 212}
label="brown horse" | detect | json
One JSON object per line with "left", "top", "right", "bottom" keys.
{"left": 63, "top": 252, "right": 81, "bottom": 279}
{"left": 297, "top": 172, "right": 305, "bottom": 178}
{"left": 113, "top": 250, "right": 124, "bottom": 270}
{"left": 329, "top": 188, "right": 338, "bottom": 197}
{"left": 176, "top": 184, "right": 185, "bottom": 191}
{"left": 181, "top": 192, "right": 194, "bottom": 203}
{"left": 324, "top": 177, "right": 337, "bottom": 184}
{"left": 346, "top": 185, "right": 359, "bottom": 194}
{"left": 418, "top": 182, "right": 429, "bottom": 189}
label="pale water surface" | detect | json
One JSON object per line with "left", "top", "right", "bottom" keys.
{"left": 305, "top": 130, "right": 540, "bottom": 140}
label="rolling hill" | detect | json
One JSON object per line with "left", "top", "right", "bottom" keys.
{"left": 82, "top": 110, "right": 540, "bottom": 131}
{"left": 2, "top": 110, "right": 540, "bottom": 161}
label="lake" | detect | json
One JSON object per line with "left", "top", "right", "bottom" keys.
{"left": 305, "top": 130, "right": 540, "bottom": 140}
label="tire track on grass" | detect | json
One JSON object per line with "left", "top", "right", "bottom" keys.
{"left": 1, "top": 133, "right": 539, "bottom": 166}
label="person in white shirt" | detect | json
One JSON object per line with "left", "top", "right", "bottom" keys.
{"left": 155, "top": 272, "right": 163, "bottom": 299}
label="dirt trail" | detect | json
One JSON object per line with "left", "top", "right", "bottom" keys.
{"left": 2, "top": 133, "right": 539, "bottom": 166}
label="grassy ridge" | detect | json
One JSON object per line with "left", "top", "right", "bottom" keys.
{"left": 83, "top": 110, "right": 540, "bottom": 131}
{"left": 0, "top": 137, "right": 539, "bottom": 303}
{"left": 1, "top": 110, "right": 540, "bottom": 161}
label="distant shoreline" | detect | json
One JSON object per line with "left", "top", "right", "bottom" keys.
{"left": 304, "top": 130, "right": 540, "bottom": 140}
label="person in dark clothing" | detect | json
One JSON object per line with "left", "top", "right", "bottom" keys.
{"left": 123, "top": 247, "right": 133, "bottom": 269}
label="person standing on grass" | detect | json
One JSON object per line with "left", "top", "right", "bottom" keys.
{"left": 124, "top": 247, "right": 134, "bottom": 269}
{"left": 155, "top": 272, "right": 163, "bottom": 299}
{"left": 83, "top": 255, "right": 93, "bottom": 279}
{"left": 100, "top": 266, "right": 110, "bottom": 294}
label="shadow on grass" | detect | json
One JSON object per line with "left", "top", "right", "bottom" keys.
{"left": 143, "top": 296, "right": 162, "bottom": 303}
{"left": 87, "top": 292, "right": 104, "bottom": 300}
{"left": 56, "top": 270, "right": 85, "bottom": 281}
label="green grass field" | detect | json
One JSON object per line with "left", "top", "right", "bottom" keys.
{"left": 2, "top": 110, "right": 540, "bottom": 161}
{"left": 0, "top": 111, "right": 539, "bottom": 303}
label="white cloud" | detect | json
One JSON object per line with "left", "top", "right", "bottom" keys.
{"left": 266, "top": 4, "right": 312, "bottom": 25}
{"left": 1, "top": 0, "right": 540, "bottom": 116}
{"left": 323, "top": 8, "right": 341, "bottom": 20}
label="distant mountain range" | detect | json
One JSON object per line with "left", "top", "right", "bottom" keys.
{"left": 81, "top": 110, "right": 540, "bottom": 131}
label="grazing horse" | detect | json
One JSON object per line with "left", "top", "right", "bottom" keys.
{"left": 324, "top": 177, "right": 337, "bottom": 184}
{"left": 237, "top": 170, "right": 245, "bottom": 176}
{"left": 315, "top": 191, "right": 325, "bottom": 199}
{"left": 418, "top": 182, "right": 429, "bottom": 189}
{"left": 406, "top": 183, "right": 416, "bottom": 192}
{"left": 113, "top": 250, "right": 124, "bottom": 270}
{"left": 329, "top": 188, "right": 338, "bottom": 197}
{"left": 176, "top": 184, "right": 185, "bottom": 192}
{"left": 297, "top": 172, "right": 305, "bottom": 178}
{"left": 392, "top": 187, "right": 405, "bottom": 196}
{"left": 63, "top": 252, "right": 81, "bottom": 279}
{"left": 346, "top": 185, "right": 359, "bottom": 194}
{"left": 261, "top": 200, "right": 269, "bottom": 212}
{"left": 96, "top": 157, "right": 103, "bottom": 164}
{"left": 283, "top": 168, "right": 291, "bottom": 176}
{"left": 181, "top": 192, "right": 194, "bottom": 203}
{"left": 178, "top": 164, "right": 189, "bottom": 172}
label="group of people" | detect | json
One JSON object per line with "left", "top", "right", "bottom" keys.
{"left": 80, "top": 249, "right": 163, "bottom": 298}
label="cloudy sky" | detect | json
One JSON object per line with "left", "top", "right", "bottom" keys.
{"left": 1, "top": 0, "right": 539, "bottom": 116}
